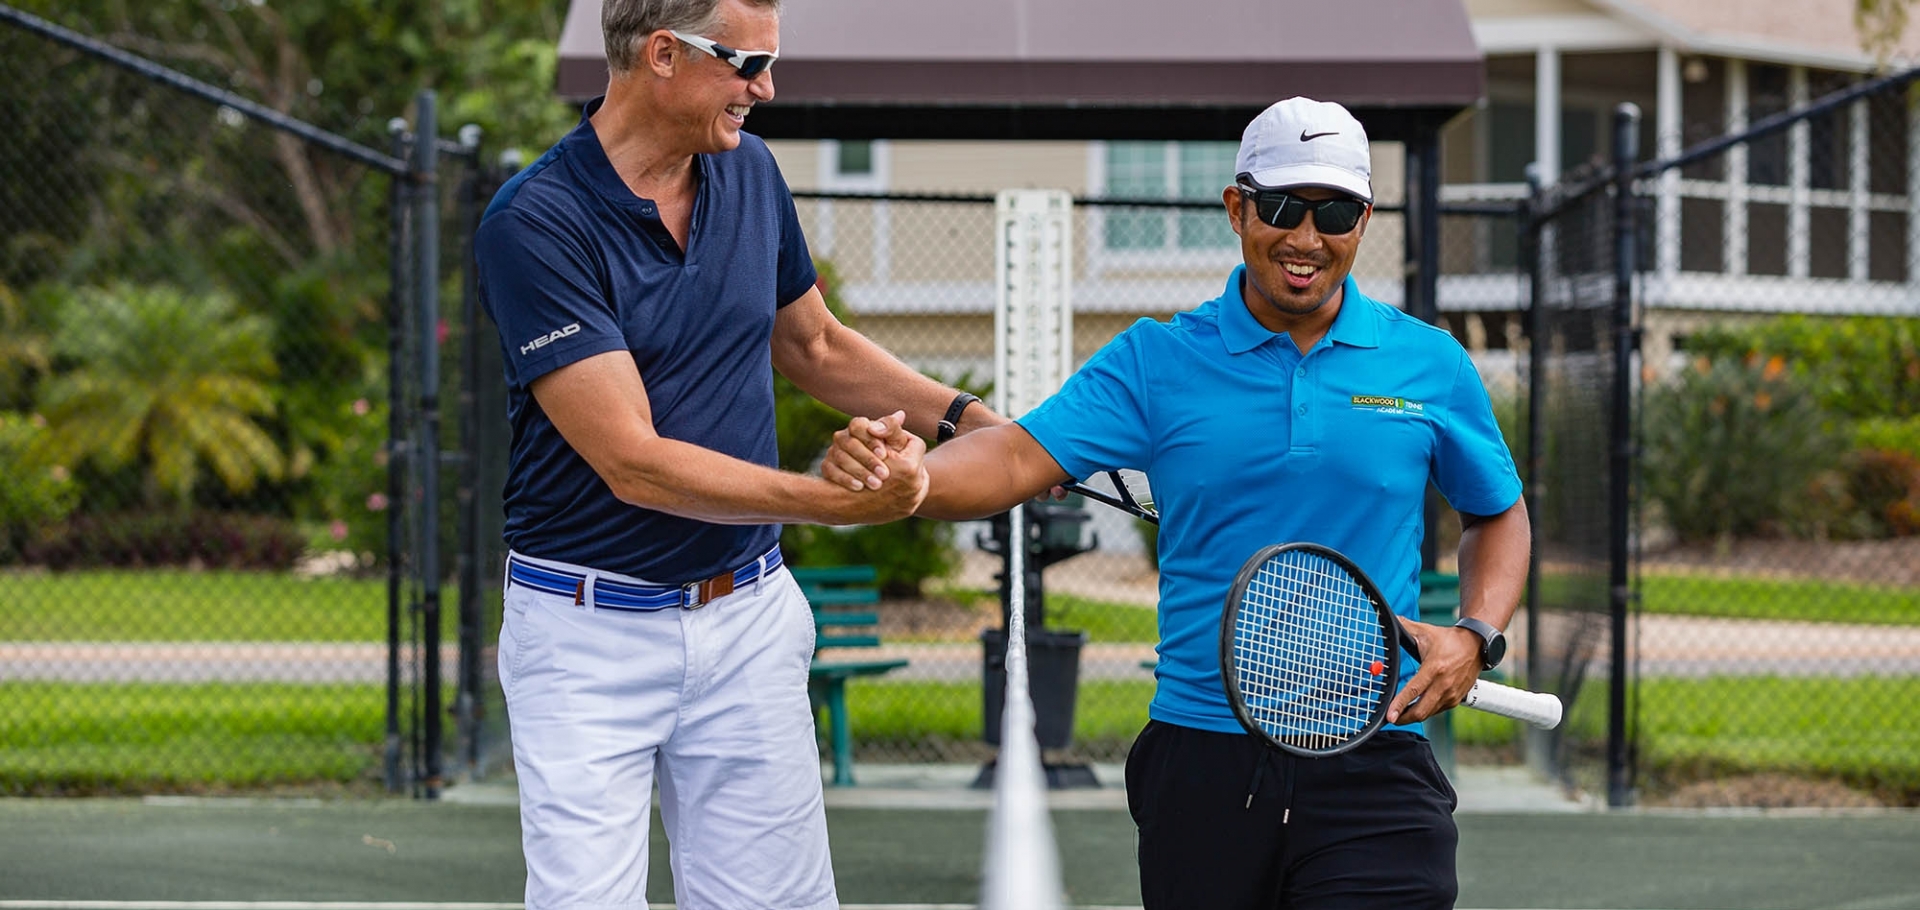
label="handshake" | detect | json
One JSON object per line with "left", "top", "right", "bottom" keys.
{"left": 819, "top": 410, "right": 930, "bottom": 524}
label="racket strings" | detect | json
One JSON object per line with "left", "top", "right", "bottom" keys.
{"left": 1230, "top": 552, "right": 1391, "bottom": 751}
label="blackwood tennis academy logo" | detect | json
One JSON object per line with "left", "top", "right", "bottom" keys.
{"left": 1350, "top": 394, "right": 1424, "bottom": 414}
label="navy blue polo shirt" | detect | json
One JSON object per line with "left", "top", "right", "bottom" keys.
{"left": 1020, "top": 266, "right": 1522, "bottom": 735}
{"left": 474, "top": 98, "right": 817, "bottom": 582}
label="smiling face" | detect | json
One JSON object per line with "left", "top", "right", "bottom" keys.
{"left": 1226, "top": 183, "right": 1371, "bottom": 333}
{"left": 662, "top": 0, "right": 779, "bottom": 154}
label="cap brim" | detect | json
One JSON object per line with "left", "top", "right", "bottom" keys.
{"left": 1244, "top": 164, "right": 1372, "bottom": 203}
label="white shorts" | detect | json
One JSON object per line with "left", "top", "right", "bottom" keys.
{"left": 498, "top": 550, "right": 836, "bottom": 910}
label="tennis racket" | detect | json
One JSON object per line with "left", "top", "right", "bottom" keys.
{"left": 1221, "top": 542, "right": 1562, "bottom": 758}
{"left": 1062, "top": 469, "right": 1157, "bottom": 525}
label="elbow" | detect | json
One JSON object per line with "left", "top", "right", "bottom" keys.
{"left": 596, "top": 446, "right": 683, "bottom": 513}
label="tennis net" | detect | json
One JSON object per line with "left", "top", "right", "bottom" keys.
{"left": 979, "top": 503, "right": 1067, "bottom": 910}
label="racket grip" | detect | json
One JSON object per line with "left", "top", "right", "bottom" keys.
{"left": 1463, "top": 680, "right": 1563, "bottom": 729}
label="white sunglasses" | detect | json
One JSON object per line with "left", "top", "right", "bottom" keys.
{"left": 669, "top": 30, "right": 778, "bottom": 79}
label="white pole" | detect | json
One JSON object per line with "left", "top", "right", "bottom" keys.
{"left": 1788, "top": 66, "right": 1811, "bottom": 279}
{"left": 1536, "top": 46, "right": 1562, "bottom": 185}
{"left": 1726, "top": 59, "right": 1749, "bottom": 276}
{"left": 1656, "top": 46, "right": 1683, "bottom": 281}
{"left": 1850, "top": 97, "right": 1871, "bottom": 283}
{"left": 1907, "top": 85, "right": 1920, "bottom": 290}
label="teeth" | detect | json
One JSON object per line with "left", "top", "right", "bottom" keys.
{"left": 1283, "top": 263, "right": 1316, "bottom": 276}
{"left": 727, "top": 105, "right": 750, "bottom": 116}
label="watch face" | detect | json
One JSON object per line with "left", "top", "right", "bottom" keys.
{"left": 1483, "top": 632, "right": 1508, "bottom": 669}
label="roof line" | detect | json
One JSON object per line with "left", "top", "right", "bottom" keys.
{"left": 1584, "top": 0, "right": 1886, "bottom": 72}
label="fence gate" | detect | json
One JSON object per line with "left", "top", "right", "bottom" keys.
{"left": 0, "top": 5, "right": 477, "bottom": 798}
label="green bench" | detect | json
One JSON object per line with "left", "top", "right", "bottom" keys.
{"left": 791, "top": 565, "right": 908, "bottom": 786}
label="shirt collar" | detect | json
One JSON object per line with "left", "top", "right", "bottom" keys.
{"left": 563, "top": 95, "right": 708, "bottom": 214}
{"left": 1217, "top": 265, "right": 1381, "bottom": 355}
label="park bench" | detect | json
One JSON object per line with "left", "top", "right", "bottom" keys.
{"left": 791, "top": 564, "right": 908, "bottom": 786}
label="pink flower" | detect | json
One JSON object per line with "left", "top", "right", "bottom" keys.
{"left": 330, "top": 520, "right": 350, "bottom": 541}
{"left": 366, "top": 493, "right": 390, "bottom": 512}
{"left": 352, "top": 398, "right": 370, "bottom": 416}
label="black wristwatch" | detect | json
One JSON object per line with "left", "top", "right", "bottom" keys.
{"left": 936, "top": 392, "right": 979, "bottom": 443}
{"left": 1454, "top": 616, "right": 1507, "bottom": 670}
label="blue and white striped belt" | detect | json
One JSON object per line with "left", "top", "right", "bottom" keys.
{"left": 506, "top": 546, "right": 783, "bottom": 612}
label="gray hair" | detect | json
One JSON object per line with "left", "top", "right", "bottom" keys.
{"left": 603, "top": 0, "right": 782, "bottom": 74}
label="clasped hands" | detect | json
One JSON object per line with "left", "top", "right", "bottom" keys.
{"left": 824, "top": 411, "right": 928, "bottom": 521}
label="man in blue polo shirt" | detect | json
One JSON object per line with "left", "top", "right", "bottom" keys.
{"left": 828, "top": 97, "right": 1531, "bottom": 909}
{"left": 473, "top": 1, "right": 999, "bottom": 909}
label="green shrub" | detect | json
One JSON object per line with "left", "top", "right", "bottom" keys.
{"left": 0, "top": 412, "right": 79, "bottom": 563}
{"left": 291, "top": 390, "right": 390, "bottom": 563}
{"left": 25, "top": 511, "right": 305, "bottom": 570}
{"left": 1685, "top": 315, "right": 1920, "bottom": 420}
{"left": 782, "top": 519, "right": 961, "bottom": 599}
{"left": 1855, "top": 415, "right": 1920, "bottom": 460}
{"left": 1642, "top": 353, "right": 1840, "bottom": 542}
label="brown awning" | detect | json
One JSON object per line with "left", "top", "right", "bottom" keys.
{"left": 557, "top": 0, "right": 1484, "bottom": 141}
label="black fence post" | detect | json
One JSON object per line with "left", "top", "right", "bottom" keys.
{"left": 1522, "top": 162, "right": 1551, "bottom": 779}
{"left": 411, "top": 90, "right": 444, "bottom": 799}
{"left": 384, "top": 118, "right": 415, "bottom": 795}
{"left": 453, "top": 123, "right": 485, "bottom": 782}
{"left": 1403, "top": 128, "right": 1444, "bottom": 572}
{"left": 1608, "top": 103, "right": 1641, "bottom": 809}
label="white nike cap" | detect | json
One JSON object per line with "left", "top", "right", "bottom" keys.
{"left": 1234, "top": 96, "right": 1373, "bottom": 203}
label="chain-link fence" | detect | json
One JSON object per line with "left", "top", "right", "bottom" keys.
{"left": 14, "top": 5, "right": 1915, "bottom": 807}
{"left": 0, "top": 7, "right": 462, "bottom": 796}
{"left": 1611, "top": 69, "right": 1920, "bottom": 807}
{"left": 1524, "top": 159, "right": 1629, "bottom": 803}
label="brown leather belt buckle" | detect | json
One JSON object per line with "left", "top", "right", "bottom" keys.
{"left": 682, "top": 571, "right": 734, "bottom": 609}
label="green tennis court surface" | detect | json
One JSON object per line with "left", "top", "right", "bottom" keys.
{"left": 1, "top": 784, "right": 1916, "bottom": 910}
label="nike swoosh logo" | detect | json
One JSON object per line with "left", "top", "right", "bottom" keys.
{"left": 1300, "top": 130, "right": 1339, "bottom": 141}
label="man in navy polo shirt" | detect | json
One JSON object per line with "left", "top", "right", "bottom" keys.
{"left": 473, "top": 1, "right": 992, "bottom": 908}
{"left": 828, "top": 97, "right": 1532, "bottom": 909}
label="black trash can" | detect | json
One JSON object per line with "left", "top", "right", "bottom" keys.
{"left": 981, "top": 627, "right": 1088, "bottom": 749}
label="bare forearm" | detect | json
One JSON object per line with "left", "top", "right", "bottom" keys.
{"left": 917, "top": 424, "right": 1069, "bottom": 520}
{"left": 601, "top": 436, "right": 913, "bottom": 526}
{"left": 785, "top": 328, "right": 1004, "bottom": 439}
{"left": 1456, "top": 498, "right": 1531, "bottom": 630}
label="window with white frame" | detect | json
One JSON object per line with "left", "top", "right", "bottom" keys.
{"left": 1096, "top": 141, "right": 1240, "bottom": 256}
{"left": 816, "top": 139, "right": 889, "bottom": 191}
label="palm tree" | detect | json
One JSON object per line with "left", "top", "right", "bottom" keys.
{"left": 35, "top": 282, "right": 285, "bottom": 506}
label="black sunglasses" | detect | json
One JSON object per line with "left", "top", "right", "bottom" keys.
{"left": 671, "top": 30, "right": 778, "bottom": 79}
{"left": 1235, "top": 182, "right": 1367, "bottom": 236}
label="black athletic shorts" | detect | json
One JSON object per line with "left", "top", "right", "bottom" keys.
{"left": 1124, "top": 720, "right": 1459, "bottom": 910}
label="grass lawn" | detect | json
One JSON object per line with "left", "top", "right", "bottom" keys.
{"left": 9, "top": 674, "right": 1916, "bottom": 802}
{"left": 0, "top": 681, "right": 393, "bottom": 793}
{"left": 1638, "top": 572, "right": 1919, "bottom": 626}
{"left": 1632, "top": 675, "right": 1920, "bottom": 801}
{"left": 0, "top": 570, "right": 468, "bottom": 642}
{"left": 846, "top": 675, "right": 1920, "bottom": 803}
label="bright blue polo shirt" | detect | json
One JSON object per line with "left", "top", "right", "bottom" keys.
{"left": 1019, "top": 266, "right": 1522, "bottom": 735}
{"left": 474, "top": 98, "right": 817, "bottom": 582}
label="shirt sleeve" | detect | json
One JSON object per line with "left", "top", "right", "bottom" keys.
{"left": 474, "top": 209, "right": 630, "bottom": 390}
{"left": 1432, "top": 349, "right": 1523, "bottom": 517}
{"left": 1017, "top": 322, "right": 1157, "bottom": 481}
{"left": 771, "top": 159, "right": 818, "bottom": 308}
